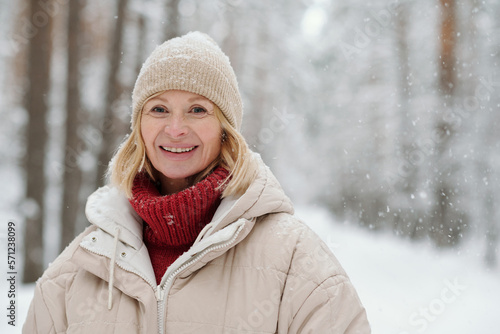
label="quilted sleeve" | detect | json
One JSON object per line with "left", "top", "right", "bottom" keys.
{"left": 279, "top": 223, "right": 370, "bottom": 333}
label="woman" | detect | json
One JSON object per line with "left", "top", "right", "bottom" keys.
{"left": 24, "top": 32, "right": 370, "bottom": 333}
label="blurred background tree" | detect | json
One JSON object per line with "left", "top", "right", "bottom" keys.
{"left": 22, "top": 0, "right": 54, "bottom": 283}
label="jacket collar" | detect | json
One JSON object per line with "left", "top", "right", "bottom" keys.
{"left": 204, "top": 153, "right": 294, "bottom": 238}
{"left": 85, "top": 185, "right": 144, "bottom": 250}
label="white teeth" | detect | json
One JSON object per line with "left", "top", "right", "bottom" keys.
{"left": 161, "top": 146, "right": 196, "bottom": 153}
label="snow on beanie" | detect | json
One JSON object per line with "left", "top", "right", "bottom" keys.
{"left": 131, "top": 31, "right": 243, "bottom": 130}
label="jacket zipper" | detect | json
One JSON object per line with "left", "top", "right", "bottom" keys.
{"left": 157, "top": 297, "right": 165, "bottom": 334}
{"left": 81, "top": 222, "right": 245, "bottom": 334}
{"left": 155, "top": 223, "right": 245, "bottom": 334}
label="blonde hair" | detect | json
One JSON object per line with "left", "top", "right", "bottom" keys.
{"left": 109, "top": 102, "right": 257, "bottom": 199}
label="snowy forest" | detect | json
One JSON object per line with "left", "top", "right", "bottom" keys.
{"left": 0, "top": 0, "right": 500, "bottom": 330}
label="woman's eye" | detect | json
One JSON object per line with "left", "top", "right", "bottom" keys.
{"left": 191, "top": 107, "right": 207, "bottom": 114}
{"left": 152, "top": 106, "right": 166, "bottom": 113}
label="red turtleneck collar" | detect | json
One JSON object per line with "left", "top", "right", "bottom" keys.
{"left": 129, "top": 166, "right": 230, "bottom": 284}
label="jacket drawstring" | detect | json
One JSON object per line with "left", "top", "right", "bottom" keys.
{"left": 108, "top": 227, "right": 120, "bottom": 310}
{"left": 194, "top": 222, "right": 215, "bottom": 244}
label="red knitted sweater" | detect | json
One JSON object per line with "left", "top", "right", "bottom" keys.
{"left": 129, "top": 166, "right": 230, "bottom": 284}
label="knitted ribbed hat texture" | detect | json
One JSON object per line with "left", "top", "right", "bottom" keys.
{"left": 131, "top": 31, "right": 243, "bottom": 130}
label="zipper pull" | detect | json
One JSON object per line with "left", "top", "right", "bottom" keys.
{"left": 156, "top": 287, "right": 165, "bottom": 301}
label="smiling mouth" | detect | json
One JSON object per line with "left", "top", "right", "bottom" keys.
{"left": 160, "top": 146, "right": 197, "bottom": 153}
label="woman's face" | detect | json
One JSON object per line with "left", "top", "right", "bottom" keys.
{"left": 141, "top": 90, "right": 222, "bottom": 194}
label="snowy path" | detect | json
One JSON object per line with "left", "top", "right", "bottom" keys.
{"left": 296, "top": 206, "right": 500, "bottom": 334}
{"left": 2, "top": 206, "right": 499, "bottom": 333}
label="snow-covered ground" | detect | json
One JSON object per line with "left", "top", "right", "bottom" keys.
{"left": 1, "top": 206, "right": 499, "bottom": 333}
{"left": 296, "top": 206, "right": 500, "bottom": 334}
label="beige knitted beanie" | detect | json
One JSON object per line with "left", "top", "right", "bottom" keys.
{"left": 131, "top": 31, "right": 243, "bottom": 131}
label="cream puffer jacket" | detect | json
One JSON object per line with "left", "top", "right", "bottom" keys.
{"left": 23, "top": 156, "right": 370, "bottom": 333}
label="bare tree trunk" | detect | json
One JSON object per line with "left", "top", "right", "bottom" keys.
{"left": 60, "top": 0, "right": 84, "bottom": 250}
{"left": 23, "top": 0, "right": 54, "bottom": 283}
{"left": 391, "top": 3, "right": 427, "bottom": 239}
{"left": 483, "top": 180, "right": 498, "bottom": 267}
{"left": 164, "top": 0, "right": 180, "bottom": 41}
{"left": 239, "top": 5, "right": 271, "bottom": 152}
{"left": 95, "top": 0, "right": 128, "bottom": 186}
{"left": 134, "top": 10, "right": 146, "bottom": 78}
{"left": 438, "top": 0, "right": 456, "bottom": 98}
{"left": 250, "top": 26, "right": 270, "bottom": 153}
{"left": 430, "top": 0, "right": 468, "bottom": 246}
{"left": 485, "top": 2, "right": 500, "bottom": 268}
{"left": 393, "top": 3, "right": 414, "bottom": 233}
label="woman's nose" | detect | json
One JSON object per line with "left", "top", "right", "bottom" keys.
{"left": 163, "top": 113, "right": 188, "bottom": 138}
